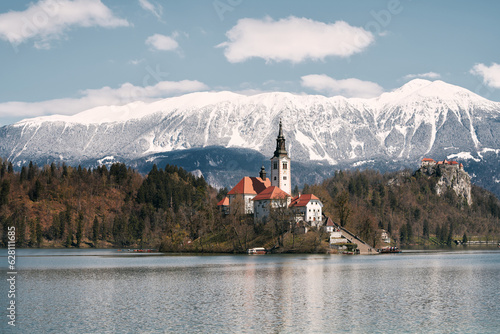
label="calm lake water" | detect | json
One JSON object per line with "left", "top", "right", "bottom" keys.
{"left": 1, "top": 248, "right": 499, "bottom": 333}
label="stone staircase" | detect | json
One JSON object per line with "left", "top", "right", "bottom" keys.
{"left": 336, "top": 224, "right": 378, "bottom": 255}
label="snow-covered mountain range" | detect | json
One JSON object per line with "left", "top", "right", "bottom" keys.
{"left": 1, "top": 79, "right": 500, "bottom": 195}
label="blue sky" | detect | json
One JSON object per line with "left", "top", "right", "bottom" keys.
{"left": 0, "top": 0, "right": 499, "bottom": 125}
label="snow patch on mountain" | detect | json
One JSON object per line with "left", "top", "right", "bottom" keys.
{"left": 447, "top": 152, "right": 480, "bottom": 162}
{"left": 2, "top": 79, "right": 500, "bottom": 183}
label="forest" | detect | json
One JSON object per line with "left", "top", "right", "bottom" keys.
{"left": 0, "top": 158, "right": 499, "bottom": 252}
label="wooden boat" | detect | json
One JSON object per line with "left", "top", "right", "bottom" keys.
{"left": 247, "top": 247, "right": 267, "bottom": 255}
{"left": 379, "top": 246, "right": 402, "bottom": 254}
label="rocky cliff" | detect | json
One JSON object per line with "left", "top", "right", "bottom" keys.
{"left": 416, "top": 161, "right": 472, "bottom": 205}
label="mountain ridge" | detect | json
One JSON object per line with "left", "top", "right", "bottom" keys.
{"left": 1, "top": 79, "right": 500, "bottom": 196}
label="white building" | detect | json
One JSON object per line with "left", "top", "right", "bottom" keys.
{"left": 253, "top": 186, "right": 291, "bottom": 223}
{"left": 225, "top": 172, "right": 270, "bottom": 214}
{"left": 289, "top": 194, "right": 323, "bottom": 227}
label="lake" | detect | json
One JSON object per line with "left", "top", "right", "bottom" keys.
{"left": 1, "top": 248, "right": 499, "bottom": 333}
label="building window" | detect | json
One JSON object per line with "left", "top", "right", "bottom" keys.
{"left": 283, "top": 176, "right": 287, "bottom": 180}
{"left": 274, "top": 176, "right": 277, "bottom": 181}
{"left": 273, "top": 162, "right": 278, "bottom": 169}
{"left": 283, "top": 162, "right": 287, "bottom": 169}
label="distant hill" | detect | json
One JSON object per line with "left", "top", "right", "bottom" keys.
{"left": 0, "top": 159, "right": 498, "bottom": 251}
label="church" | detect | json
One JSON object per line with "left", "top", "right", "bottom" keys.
{"left": 218, "top": 121, "right": 323, "bottom": 227}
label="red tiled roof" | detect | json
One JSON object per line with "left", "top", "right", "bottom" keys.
{"left": 422, "top": 158, "right": 435, "bottom": 162}
{"left": 325, "top": 217, "right": 335, "bottom": 226}
{"left": 227, "top": 177, "right": 271, "bottom": 195}
{"left": 289, "top": 194, "right": 320, "bottom": 207}
{"left": 252, "top": 186, "right": 290, "bottom": 201}
{"left": 449, "top": 161, "right": 459, "bottom": 165}
{"left": 217, "top": 197, "right": 229, "bottom": 206}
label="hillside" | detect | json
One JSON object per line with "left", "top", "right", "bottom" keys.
{"left": 1, "top": 159, "right": 498, "bottom": 251}
{"left": 308, "top": 169, "right": 500, "bottom": 247}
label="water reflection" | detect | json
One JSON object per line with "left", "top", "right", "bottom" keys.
{"left": 0, "top": 250, "right": 499, "bottom": 333}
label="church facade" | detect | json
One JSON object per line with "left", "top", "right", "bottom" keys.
{"left": 218, "top": 121, "right": 323, "bottom": 226}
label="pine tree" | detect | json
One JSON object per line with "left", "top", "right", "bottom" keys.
{"left": 36, "top": 218, "right": 42, "bottom": 247}
{"left": 423, "top": 219, "right": 430, "bottom": 238}
{"left": 446, "top": 223, "right": 454, "bottom": 246}
{"left": 27, "top": 161, "right": 35, "bottom": 180}
{"left": 92, "top": 216, "right": 99, "bottom": 246}
{"left": 65, "top": 233, "right": 72, "bottom": 248}
{"left": 0, "top": 180, "right": 10, "bottom": 207}
{"left": 76, "top": 213, "right": 83, "bottom": 247}
{"left": 20, "top": 166, "right": 27, "bottom": 182}
{"left": 0, "top": 161, "right": 6, "bottom": 178}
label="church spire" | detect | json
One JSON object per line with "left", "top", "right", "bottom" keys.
{"left": 270, "top": 119, "right": 291, "bottom": 196}
{"left": 273, "top": 119, "right": 288, "bottom": 158}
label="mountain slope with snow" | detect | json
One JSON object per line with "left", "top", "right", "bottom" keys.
{"left": 1, "top": 79, "right": 500, "bottom": 194}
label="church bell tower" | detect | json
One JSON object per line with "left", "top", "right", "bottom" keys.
{"left": 270, "top": 120, "right": 291, "bottom": 195}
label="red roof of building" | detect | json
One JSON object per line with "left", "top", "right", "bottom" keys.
{"left": 325, "top": 217, "right": 335, "bottom": 226}
{"left": 227, "top": 177, "right": 271, "bottom": 195}
{"left": 217, "top": 197, "right": 229, "bottom": 206}
{"left": 289, "top": 194, "right": 320, "bottom": 207}
{"left": 422, "top": 158, "right": 435, "bottom": 162}
{"left": 449, "top": 161, "right": 459, "bottom": 165}
{"left": 252, "top": 186, "right": 290, "bottom": 201}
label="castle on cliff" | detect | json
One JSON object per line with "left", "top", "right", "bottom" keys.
{"left": 418, "top": 157, "right": 472, "bottom": 205}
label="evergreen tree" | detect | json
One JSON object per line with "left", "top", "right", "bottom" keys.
{"left": 20, "top": 166, "right": 27, "bottom": 182}
{"left": 76, "top": 213, "right": 83, "bottom": 247}
{"left": 29, "top": 179, "right": 43, "bottom": 202}
{"left": 0, "top": 161, "right": 6, "bottom": 178}
{"left": 65, "top": 233, "right": 72, "bottom": 248}
{"left": 29, "top": 219, "right": 37, "bottom": 246}
{"left": 17, "top": 217, "right": 26, "bottom": 247}
{"left": 62, "top": 163, "right": 68, "bottom": 178}
{"left": 446, "top": 223, "right": 454, "bottom": 246}
{"left": 423, "top": 219, "right": 430, "bottom": 238}
{"left": 50, "top": 162, "right": 57, "bottom": 177}
{"left": 92, "top": 216, "right": 99, "bottom": 246}
{"left": 27, "top": 161, "right": 36, "bottom": 180}
{"left": 462, "top": 232, "right": 468, "bottom": 245}
{"left": 0, "top": 180, "right": 10, "bottom": 207}
{"left": 36, "top": 218, "right": 42, "bottom": 247}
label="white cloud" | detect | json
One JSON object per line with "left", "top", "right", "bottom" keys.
{"left": 0, "top": 0, "right": 129, "bottom": 48}
{"left": 470, "top": 63, "right": 500, "bottom": 89}
{"left": 218, "top": 16, "right": 374, "bottom": 63}
{"left": 404, "top": 72, "right": 441, "bottom": 80}
{"left": 145, "top": 33, "right": 178, "bottom": 51}
{"left": 0, "top": 80, "right": 208, "bottom": 122}
{"left": 301, "top": 74, "right": 384, "bottom": 98}
{"left": 138, "top": 0, "right": 162, "bottom": 19}
{"left": 128, "top": 58, "right": 145, "bottom": 65}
